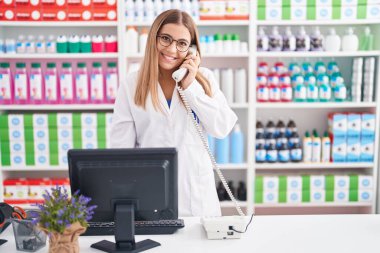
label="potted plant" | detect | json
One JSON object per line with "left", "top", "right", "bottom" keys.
{"left": 32, "top": 186, "right": 97, "bottom": 253}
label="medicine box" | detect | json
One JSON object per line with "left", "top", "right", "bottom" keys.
{"left": 366, "top": 4, "right": 380, "bottom": 19}
{"left": 334, "top": 175, "right": 350, "bottom": 190}
{"left": 34, "top": 128, "right": 49, "bottom": 141}
{"left": 28, "top": 178, "right": 52, "bottom": 203}
{"left": 3, "top": 178, "right": 29, "bottom": 204}
{"left": 310, "top": 189, "right": 325, "bottom": 203}
{"left": 328, "top": 113, "right": 347, "bottom": 138}
{"left": 360, "top": 136, "right": 374, "bottom": 162}
{"left": 81, "top": 113, "right": 97, "bottom": 128}
{"left": 58, "top": 128, "right": 73, "bottom": 140}
{"left": 310, "top": 175, "right": 325, "bottom": 190}
{"left": 361, "top": 114, "right": 375, "bottom": 138}
{"left": 35, "top": 152, "right": 50, "bottom": 166}
{"left": 341, "top": 5, "right": 357, "bottom": 19}
{"left": 358, "top": 189, "right": 373, "bottom": 202}
{"left": 359, "top": 175, "right": 373, "bottom": 189}
{"left": 9, "top": 128, "right": 24, "bottom": 141}
{"left": 10, "top": 153, "right": 25, "bottom": 166}
{"left": 334, "top": 189, "right": 349, "bottom": 202}
{"left": 263, "top": 176, "right": 279, "bottom": 191}
{"left": 225, "top": 0, "right": 250, "bottom": 20}
{"left": 316, "top": 5, "right": 333, "bottom": 19}
{"left": 332, "top": 137, "right": 347, "bottom": 162}
{"left": 57, "top": 113, "right": 73, "bottom": 128}
{"left": 287, "top": 176, "right": 302, "bottom": 191}
{"left": 8, "top": 114, "right": 24, "bottom": 129}
{"left": 291, "top": 6, "right": 307, "bottom": 20}
{"left": 199, "top": 0, "right": 226, "bottom": 20}
{"left": 263, "top": 190, "right": 278, "bottom": 203}
{"left": 10, "top": 141, "right": 25, "bottom": 154}
{"left": 316, "top": 0, "right": 333, "bottom": 5}
{"left": 82, "top": 140, "right": 98, "bottom": 149}
{"left": 347, "top": 114, "right": 361, "bottom": 138}
{"left": 287, "top": 190, "right": 302, "bottom": 203}
{"left": 33, "top": 114, "right": 48, "bottom": 128}
{"left": 347, "top": 137, "right": 360, "bottom": 162}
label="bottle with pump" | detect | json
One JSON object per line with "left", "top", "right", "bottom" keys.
{"left": 342, "top": 27, "right": 358, "bottom": 51}
{"left": 293, "top": 80, "right": 307, "bottom": 102}
{"left": 237, "top": 181, "right": 247, "bottom": 201}
{"left": 191, "top": 0, "right": 199, "bottom": 20}
{"left": 269, "top": 26, "right": 283, "bottom": 51}
{"left": 283, "top": 26, "right": 296, "bottom": 51}
{"left": 144, "top": 0, "right": 155, "bottom": 22}
{"left": 60, "top": 62, "right": 74, "bottom": 103}
{"left": 76, "top": 62, "right": 89, "bottom": 103}
{"left": 321, "top": 131, "right": 331, "bottom": 163}
{"left": 163, "top": 0, "right": 171, "bottom": 11}
{"left": 16, "top": 35, "right": 26, "bottom": 53}
{"left": 0, "top": 62, "right": 12, "bottom": 104}
{"left": 153, "top": 0, "right": 163, "bottom": 17}
{"left": 319, "top": 76, "right": 332, "bottom": 102}
{"left": 257, "top": 27, "right": 269, "bottom": 51}
{"left": 325, "top": 28, "right": 341, "bottom": 52}
{"left": 231, "top": 124, "right": 244, "bottom": 164}
{"left": 134, "top": 0, "right": 144, "bottom": 22}
{"left": 310, "top": 26, "right": 324, "bottom": 51}
{"left": 36, "top": 35, "right": 46, "bottom": 53}
{"left": 171, "top": 0, "right": 182, "bottom": 10}
{"left": 303, "top": 131, "right": 312, "bottom": 163}
{"left": 311, "top": 129, "right": 321, "bottom": 163}
{"left": 26, "top": 35, "right": 36, "bottom": 53}
{"left": 45, "top": 62, "right": 58, "bottom": 104}
{"left": 359, "top": 27, "right": 374, "bottom": 51}
{"left": 14, "top": 62, "right": 28, "bottom": 104}
{"left": 105, "top": 62, "right": 118, "bottom": 103}
{"left": 46, "top": 35, "right": 56, "bottom": 53}
{"left": 29, "top": 63, "right": 43, "bottom": 104}
{"left": 296, "top": 26, "right": 310, "bottom": 51}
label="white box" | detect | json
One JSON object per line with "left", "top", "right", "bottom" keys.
{"left": 106, "top": 113, "right": 113, "bottom": 127}
{"left": 329, "top": 113, "right": 347, "bottom": 138}
{"left": 81, "top": 113, "right": 97, "bottom": 128}
{"left": 341, "top": 0, "right": 358, "bottom": 5}
{"left": 287, "top": 176, "right": 302, "bottom": 191}
{"left": 8, "top": 114, "right": 24, "bottom": 129}
{"left": 341, "top": 5, "right": 357, "bottom": 20}
{"left": 10, "top": 141, "right": 25, "bottom": 154}
{"left": 82, "top": 127, "right": 97, "bottom": 142}
{"left": 58, "top": 140, "right": 72, "bottom": 154}
{"left": 34, "top": 128, "right": 49, "bottom": 141}
{"left": 367, "top": 4, "right": 380, "bottom": 19}
{"left": 58, "top": 153, "right": 68, "bottom": 166}
{"left": 35, "top": 152, "right": 50, "bottom": 166}
{"left": 58, "top": 128, "right": 73, "bottom": 140}
{"left": 291, "top": 6, "right": 307, "bottom": 20}
{"left": 263, "top": 176, "right": 279, "bottom": 191}
{"left": 10, "top": 153, "right": 25, "bottom": 167}
{"left": 334, "top": 175, "right": 350, "bottom": 190}
{"left": 347, "top": 138, "right": 360, "bottom": 162}
{"left": 334, "top": 189, "right": 349, "bottom": 202}
{"left": 359, "top": 175, "right": 373, "bottom": 189}
{"left": 316, "top": 5, "right": 333, "bottom": 20}
{"left": 360, "top": 137, "right": 374, "bottom": 162}
{"left": 33, "top": 114, "right": 48, "bottom": 128}
{"left": 332, "top": 138, "right": 347, "bottom": 162}
{"left": 311, "top": 189, "right": 325, "bottom": 203}
{"left": 263, "top": 190, "right": 278, "bottom": 203}
{"left": 266, "top": 0, "right": 282, "bottom": 6}
{"left": 361, "top": 114, "right": 375, "bottom": 138}
{"left": 347, "top": 114, "right": 361, "bottom": 137}
{"left": 9, "top": 128, "right": 24, "bottom": 141}
{"left": 57, "top": 113, "right": 73, "bottom": 127}
{"left": 287, "top": 190, "right": 302, "bottom": 203}
{"left": 82, "top": 140, "right": 98, "bottom": 149}
{"left": 311, "top": 175, "right": 325, "bottom": 190}
{"left": 266, "top": 6, "right": 282, "bottom": 20}
{"left": 34, "top": 141, "right": 49, "bottom": 154}
{"left": 359, "top": 189, "right": 373, "bottom": 202}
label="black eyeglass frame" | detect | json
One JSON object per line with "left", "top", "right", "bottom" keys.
{"left": 156, "top": 35, "right": 191, "bottom": 52}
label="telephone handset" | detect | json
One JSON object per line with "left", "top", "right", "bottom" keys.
{"left": 173, "top": 45, "right": 245, "bottom": 217}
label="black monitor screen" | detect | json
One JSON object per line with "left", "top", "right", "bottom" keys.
{"left": 68, "top": 148, "right": 178, "bottom": 222}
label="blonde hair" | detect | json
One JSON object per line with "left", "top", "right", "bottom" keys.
{"left": 135, "top": 9, "right": 212, "bottom": 110}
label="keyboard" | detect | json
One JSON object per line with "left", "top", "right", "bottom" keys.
{"left": 84, "top": 219, "right": 185, "bottom": 236}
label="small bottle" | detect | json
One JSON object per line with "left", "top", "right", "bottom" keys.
{"left": 231, "top": 124, "right": 244, "bottom": 164}
{"left": 296, "top": 26, "right": 310, "bottom": 51}
{"left": 56, "top": 35, "right": 68, "bottom": 53}
{"left": 291, "top": 74, "right": 304, "bottom": 87}
{"left": 16, "top": 35, "right": 26, "bottom": 54}
{"left": 80, "top": 35, "right": 92, "bottom": 53}
{"left": 144, "top": 0, "right": 155, "bottom": 22}
{"left": 125, "top": 26, "right": 138, "bottom": 55}
{"left": 60, "top": 62, "right": 74, "bottom": 103}
{"left": 237, "top": 181, "right": 247, "bottom": 201}
{"left": 104, "top": 35, "right": 118, "bottom": 53}
{"left": 14, "top": 62, "right": 28, "bottom": 104}
{"left": 45, "top": 62, "right": 59, "bottom": 104}
{"left": 342, "top": 27, "right": 358, "bottom": 52}
{"left": 311, "top": 129, "right": 321, "bottom": 163}
{"left": 191, "top": 0, "right": 200, "bottom": 20}
{"left": 258, "top": 62, "right": 269, "bottom": 75}
{"left": 134, "top": 0, "right": 144, "bottom": 22}
{"left": 217, "top": 182, "right": 227, "bottom": 201}
{"left": 105, "top": 62, "right": 118, "bottom": 103}
{"left": 139, "top": 28, "right": 148, "bottom": 54}
{"left": 314, "top": 62, "right": 327, "bottom": 75}
{"left": 26, "top": 35, "right": 36, "bottom": 53}
{"left": 282, "top": 26, "right": 296, "bottom": 51}
{"left": 36, "top": 35, "right": 46, "bottom": 53}
{"left": 319, "top": 79, "right": 332, "bottom": 102}
{"left": 91, "top": 35, "right": 104, "bottom": 53}
{"left": 321, "top": 131, "right": 331, "bottom": 163}
{"left": 359, "top": 27, "right": 374, "bottom": 51}
{"left": 333, "top": 76, "right": 347, "bottom": 102}
{"left": 163, "top": 0, "right": 171, "bottom": 11}
{"left": 286, "top": 120, "right": 297, "bottom": 138}
{"left": 223, "top": 33, "right": 233, "bottom": 53}
{"left": 224, "top": 181, "right": 236, "bottom": 200}
{"left": 269, "top": 26, "right": 282, "bottom": 51}
{"left": 276, "top": 131, "right": 288, "bottom": 149}
{"left": 289, "top": 131, "right": 300, "bottom": 149}
{"left": 214, "top": 33, "right": 224, "bottom": 53}
{"left": 29, "top": 62, "right": 43, "bottom": 104}
{"left": 278, "top": 142, "right": 290, "bottom": 163}
{"left": 125, "top": 0, "right": 135, "bottom": 22}
{"left": 256, "top": 73, "right": 268, "bottom": 102}
{"left": 255, "top": 143, "right": 266, "bottom": 163}
{"left": 90, "top": 62, "right": 105, "bottom": 103}
{"left": 266, "top": 143, "right": 278, "bottom": 163}
{"left": 268, "top": 72, "right": 280, "bottom": 102}
{"left": 280, "top": 74, "right": 292, "bottom": 102}
{"left": 265, "top": 132, "right": 276, "bottom": 150}
{"left": 302, "top": 62, "right": 313, "bottom": 74}
{"left": 153, "top": 0, "right": 163, "bottom": 17}
{"left": 256, "top": 120, "right": 265, "bottom": 147}
{"left": 171, "top": 0, "right": 182, "bottom": 10}
{"left": 275, "top": 119, "right": 286, "bottom": 137}
{"left": 5, "top": 39, "right": 16, "bottom": 54}
{"left": 0, "top": 62, "right": 13, "bottom": 104}
{"left": 257, "top": 27, "right": 269, "bottom": 51}
{"left": 310, "top": 26, "right": 324, "bottom": 51}
{"left": 293, "top": 81, "right": 307, "bottom": 102}
{"left": 327, "top": 61, "right": 340, "bottom": 76}
{"left": 75, "top": 62, "right": 89, "bottom": 103}
{"left": 266, "top": 120, "right": 276, "bottom": 136}
{"left": 46, "top": 35, "right": 56, "bottom": 53}
{"left": 68, "top": 35, "right": 80, "bottom": 53}
{"left": 288, "top": 63, "right": 301, "bottom": 76}
{"left": 290, "top": 140, "right": 303, "bottom": 162}
{"left": 325, "top": 28, "right": 341, "bottom": 52}
{"left": 303, "top": 131, "right": 312, "bottom": 163}
{"left": 306, "top": 74, "right": 318, "bottom": 102}
{"left": 231, "top": 34, "right": 240, "bottom": 53}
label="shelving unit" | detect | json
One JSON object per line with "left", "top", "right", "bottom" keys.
{"left": 1, "top": 2, "right": 379, "bottom": 216}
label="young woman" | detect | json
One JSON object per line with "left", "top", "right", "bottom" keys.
{"left": 110, "top": 9, "right": 237, "bottom": 217}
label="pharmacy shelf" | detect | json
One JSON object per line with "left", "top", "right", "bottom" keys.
{"left": 127, "top": 53, "right": 250, "bottom": 58}
{"left": 255, "top": 102, "right": 377, "bottom": 109}
{"left": 217, "top": 163, "right": 248, "bottom": 170}
{"left": 254, "top": 163, "right": 374, "bottom": 170}
{"left": 0, "top": 104, "right": 114, "bottom": 111}
{"left": 0, "top": 53, "right": 119, "bottom": 59}
{"left": 125, "top": 20, "right": 250, "bottom": 27}
{"left": 230, "top": 103, "right": 249, "bottom": 109}
{"left": 256, "top": 51, "right": 380, "bottom": 58}
{"left": 1, "top": 166, "right": 68, "bottom": 172}
{"left": 256, "top": 20, "right": 380, "bottom": 26}
{"left": 254, "top": 202, "right": 372, "bottom": 208}
{"left": 220, "top": 201, "right": 248, "bottom": 208}
{"left": 0, "top": 21, "right": 118, "bottom": 27}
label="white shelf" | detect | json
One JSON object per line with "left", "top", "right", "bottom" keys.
{"left": 255, "top": 202, "right": 372, "bottom": 208}
{"left": 255, "top": 162, "right": 374, "bottom": 170}
{"left": 256, "top": 51, "right": 380, "bottom": 58}
{"left": 217, "top": 164, "right": 248, "bottom": 170}
{"left": 256, "top": 20, "right": 380, "bottom": 26}
{"left": 127, "top": 53, "right": 250, "bottom": 58}
{"left": 0, "top": 104, "right": 114, "bottom": 111}
{"left": 230, "top": 103, "right": 249, "bottom": 109}
{"left": 1, "top": 166, "right": 68, "bottom": 172}
{"left": 255, "top": 102, "right": 377, "bottom": 109}
{"left": 220, "top": 201, "right": 248, "bottom": 208}
{"left": 0, "top": 21, "right": 118, "bottom": 27}
{"left": 125, "top": 20, "right": 249, "bottom": 27}
{"left": 0, "top": 53, "right": 119, "bottom": 59}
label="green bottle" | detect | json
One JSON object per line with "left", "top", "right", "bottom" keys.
{"left": 359, "top": 27, "right": 374, "bottom": 51}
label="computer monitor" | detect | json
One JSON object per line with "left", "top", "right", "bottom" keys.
{"left": 68, "top": 148, "right": 178, "bottom": 253}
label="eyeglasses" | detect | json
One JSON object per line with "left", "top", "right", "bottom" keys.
{"left": 157, "top": 34, "right": 191, "bottom": 52}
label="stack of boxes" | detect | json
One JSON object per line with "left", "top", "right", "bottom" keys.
{"left": 328, "top": 112, "right": 375, "bottom": 163}
{"left": 0, "top": 112, "right": 113, "bottom": 167}
{"left": 255, "top": 174, "right": 373, "bottom": 204}
{"left": 199, "top": 0, "right": 250, "bottom": 20}
{"left": 257, "top": 0, "right": 380, "bottom": 20}
{"left": 351, "top": 57, "right": 376, "bottom": 102}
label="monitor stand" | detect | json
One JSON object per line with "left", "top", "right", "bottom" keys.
{"left": 91, "top": 204, "right": 161, "bottom": 253}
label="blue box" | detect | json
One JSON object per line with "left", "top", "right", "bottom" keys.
{"left": 347, "top": 114, "right": 361, "bottom": 138}
{"left": 361, "top": 114, "right": 375, "bottom": 138}
{"left": 360, "top": 136, "right": 374, "bottom": 162}
{"left": 347, "top": 137, "right": 360, "bottom": 162}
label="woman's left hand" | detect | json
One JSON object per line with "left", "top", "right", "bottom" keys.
{"left": 179, "top": 52, "right": 200, "bottom": 90}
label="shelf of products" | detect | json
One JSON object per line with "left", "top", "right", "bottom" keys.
{"left": 255, "top": 102, "right": 377, "bottom": 109}
{"left": 0, "top": 21, "right": 119, "bottom": 27}
{"left": 0, "top": 53, "right": 119, "bottom": 59}
{"left": 255, "top": 163, "right": 374, "bottom": 170}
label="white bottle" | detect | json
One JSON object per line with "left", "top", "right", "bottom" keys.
{"left": 144, "top": 0, "right": 155, "bottom": 22}
{"left": 46, "top": 35, "right": 56, "bottom": 53}
{"left": 310, "top": 26, "right": 324, "bottom": 51}
{"left": 134, "top": 0, "right": 144, "bottom": 22}
{"left": 191, "top": 0, "right": 199, "bottom": 20}
{"left": 311, "top": 130, "right": 321, "bottom": 163}
{"left": 16, "top": 35, "right": 26, "bottom": 54}
{"left": 139, "top": 28, "right": 148, "bottom": 54}
{"left": 26, "top": 35, "right": 36, "bottom": 53}
{"left": 296, "top": 26, "right": 310, "bottom": 51}
{"left": 221, "top": 68, "right": 234, "bottom": 104}
{"left": 171, "top": 0, "right": 182, "bottom": 10}
{"left": 342, "top": 27, "right": 359, "bottom": 52}
{"left": 154, "top": 0, "right": 163, "bottom": 17}
{"left": 163, "top": 0, "right": 172, "bottom": 11}
{"left": 325, "top": 28, "right": 341, "bottom": 52}
{"left": 36, "top": 35, "right": 46, "bottom": 53}
{"left": 234, "top": 68, "right": 247, "bottom": 103}
{"left": 126, "top": 26, "right": 139, "bottom": 55}
{"left": 269, "top": 26, "right": 282, "bottom": 51}
{"left": 283, "top": 27, "right": 296, "bottom": 51}
{"left": 303, "top": 131, "right": 312, "bottom": 163}
{"left": 257, "top": 27, "right": 269, "bottom": 51}
{"left": 321, "top": 132, "right": 331, "bottom": 163}
{"left": 125, "top": 0, "right": 135, "bottom": 22}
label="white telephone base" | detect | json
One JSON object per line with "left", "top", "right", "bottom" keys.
{"left": 201, "top": 216, "right": 246, "bottom": 240}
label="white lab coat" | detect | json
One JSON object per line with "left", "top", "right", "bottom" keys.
{"left": 110, "top": 67, "right": 237, "bottom": 217}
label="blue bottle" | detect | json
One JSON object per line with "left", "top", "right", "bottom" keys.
{"left": 216, "top": 136, "right": 229, "bottom": 164}
{"left": 231, "top": 124, "right": 244, "bottom": 164}
{"left": 208, "top": 135, "right": 216, "bottom": 158}
{"left": 278, "top": 143, "right": 290, "bottom": 163}
{"left": 266, "top": 143, "right": 278, "bottom": 163}
{"left": 256, "top": 144, "right": 266, "bottom": 163}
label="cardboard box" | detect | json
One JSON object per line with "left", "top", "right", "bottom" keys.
{"left": 93, "top": 0, "right": 116, "bottom": 7}
{"left": 332, "top": 136, "right": 347, "bottom": 162}
{"left": 263, "top": 190, "right": 278, "bottom": 203}
{"left": 334, "top": 189, "right": 349, "bottom": 202}
{"left": 57, "top": 113, "right": 72, "bottom": 127}
{"left": 347, "top": 113, "right": 361, "bottom": 138}
{"left": 358, "top": 189, "right": 373, "bottom": 202}
{"left": 9, "top": 128, "right": 24, "bottom": 141}
{"left": 263, "top": 176, "right": 279, "bottom": 191}
{"left": 81, "top": 113, "right": 97, "bottom": 128}
{"left": 92, "top": 7, "right": 117, "bottom": 20}
{"left": 225, "top": 0, "right": 249, "bottom": 20}
{"left": 361, "top": 113, "right": 375, "bottom": 138}
{"left": 199, "top": 0, "right": 226, "bottom": 20}
{"left": 3, "top": 178, "right": 29, "bottom": 204}
{"left": 28, "top": 178, "right": 52, "bottom": 203}
{"left": 40, "top": 0, "right": 66, "bottom": 7}
{"left": 310, "top": 175, "right": 325, "bottom": 190}
{"left": 287, "top": 176, "right": 302, "bottom": 191}
{"left": 310, "top": 189, "right": 325, "bottom": 202}
{"left": 341, "top": 5, "right": 357, "bottom": 19}
{"left": 33, "top": 114, "right": 48, "bottom": 128}
{"left": 15, "top": 7, "right": 41, "bottom": 20}
{"left": 10, "top": 153, "right": 25, "bottom": 166}
{"left": 66, "top": 7, "right": 92, "bottom": 21}
{"left": 291, "top": 6, "right": 307, "bottom": 20}
{"left": 360, "top": 136, "right": 374, "bottom": 162}
{"left": 41, "top": 7, "right": 67, "bottom": 21}
{"left": 287, "top": 190, "right": 302, "bottom": 203}
{"left": 347, "top": 137, "right": 360, "bottom": 162}
{"left": 316, "top": 5, "right": 333, "bottom": 19}
{"left": 328, "top": 113, "right": 347, "bottom": 138}
{"left": 35, "top": 152, "right": 50, "bottom": 166}
{"left": 359, "top": 175, "right": 373, "bottom": 189}
{"left": 335, "top": 175, "right": 350, "bottom": 190}
{"left": 58, "top": 128, "right": 73, "bottom": 140}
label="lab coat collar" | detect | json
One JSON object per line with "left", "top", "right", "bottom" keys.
{"left": 157, "top": 82, "right": 181, "bottom": 116}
